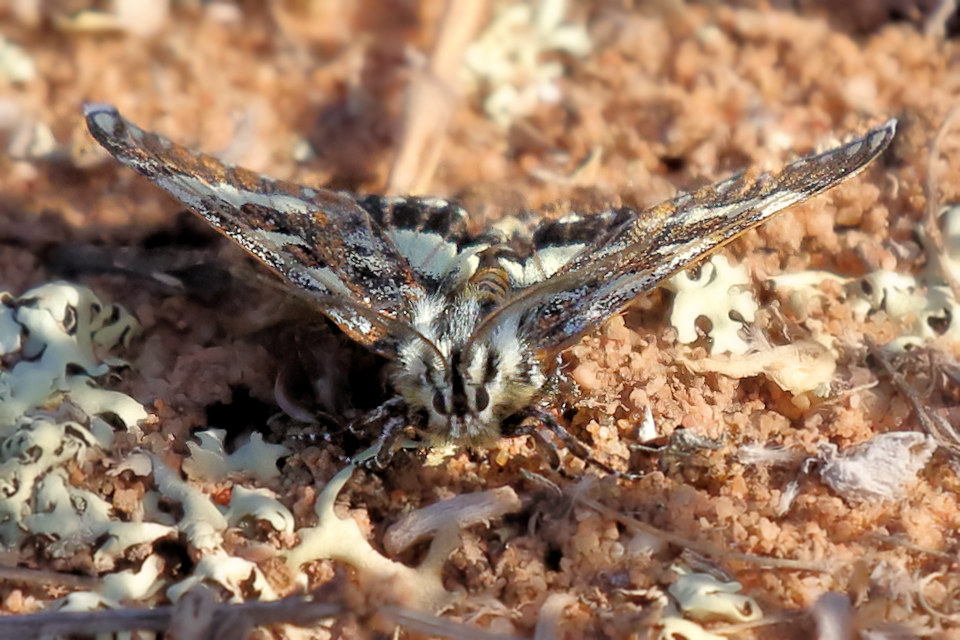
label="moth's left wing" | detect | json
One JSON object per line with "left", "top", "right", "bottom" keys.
{"left": 471, "top": 120, "right": 897, "bottom": 354}
{"left": 84, "top": 104, "right": 426, "bottom": 356}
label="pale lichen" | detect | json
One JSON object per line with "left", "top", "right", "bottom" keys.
{"left": 665, "top": 255, "right": 760, "bottom": 355}
{"left": 0, "top": 415, "right": 97, "bottom": 545}
{"left": 181, "top": 429, "right": 289, "bottom": 482}
{"left": 225, "top": 485, "right": 295, "bottom": 535}
{"left": 667, "top": 568, "right": 762, "bottom": 623}
{"left": 286, "top": 464, "right": 459, "bottom": 612}
{"left": 167, "top": 551, "right": 278, "bottom": 603}
{"left": 678, "top": 339, "right": 837, "bottom": 396}
{"left": 148, "top": 452, "right": 228, "bottom": 552}
{"left": 55, "top": 555, "right": 165, "bottom": 612}
{"left": 464, "top": 0, "right": 591, "bottom": 127}
{"left": 0, "top": 282, "right": 143, "bottom": 434}
{"left": 769, "top": 205, "right": 960, "bottom": 353}
{"left": 655, "top": 567, "right": 762, "bottom": 639}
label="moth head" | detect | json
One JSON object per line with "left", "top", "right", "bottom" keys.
{"left": 396, "top": 319, "right": 544, "bottom": 445}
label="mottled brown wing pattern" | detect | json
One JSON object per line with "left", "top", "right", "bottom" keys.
{"left": 84, "top": 104, "right": 426, "bottom": 355}
{"left": 565, "top": 122, "right": 897, "bottom": 274}
{"left": 470, "top": 120, "right": 897, "bottom": 354}
{"left": 86, "top": 103, "right": 895, "bottom": 368}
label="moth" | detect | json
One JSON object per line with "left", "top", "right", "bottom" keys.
{"left": 84, "top": 104, "right": 896, "bottom": 472}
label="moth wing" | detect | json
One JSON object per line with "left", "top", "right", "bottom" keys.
{"left": 472, "top": 120, "right": 897, "bottom": 354}
{"left": 84, "top": 104, "right": 425, "bottom": 356}
{"left": 354, "top": 195, "right": 483, "bottom": 294}
{"left": 520, "top": 209, "right": 637, "bottom": 284}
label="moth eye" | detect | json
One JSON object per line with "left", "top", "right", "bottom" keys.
{"left": 432, "top": 390, "right": 447, "bottom": 415}
{"left": 474, "top": 387, "right": 490, "bottom": 412}
{"left": 483, "top": 351, "right": 497, "bottom": 383}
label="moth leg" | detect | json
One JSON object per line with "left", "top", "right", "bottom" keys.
{"left": 349, "top": 397, "right": 416, "bottom": 469}
{"left": 502, "top": 414, "right": 563, "bottom": 472}
{"left": 275, "top": 411, "right": 345, "bottom": 446}
{"left": 367, "top": 414, "right": 409, "bottom": 470}
{"left": 348, "top": 396, "right": 407, "bottom": 440}
{"left": 522, "top": 406, "right": 642, "bottom": 480}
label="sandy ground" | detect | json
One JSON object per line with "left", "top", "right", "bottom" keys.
{"left": 2, "top": 1, "right": 960, "bottom": 638}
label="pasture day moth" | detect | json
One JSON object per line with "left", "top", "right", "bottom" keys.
{"left": 84, "top": 104, "right": 896, "bottom": 472}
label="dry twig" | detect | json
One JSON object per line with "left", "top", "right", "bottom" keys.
{"left": 0, "top": 592, "right": 343, "bottom": 637}
{"left": 385, "top": 0, "right": 487, "bottom": 195}
{"left": 925, "top": 0, "right": 959, "bottom": 39}
{"left": 0, "top": 583, "right": 519, "bottom": 639}
{"left": 0, "top": 565, "right": 98, "bottom": 590}
{"left": 866, "top": 337, "right": 960, "bottom": 458}
{"left": 576, "top": 495, "right": 830, "bottom": 573}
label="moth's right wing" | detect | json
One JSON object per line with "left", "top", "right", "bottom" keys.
{"left": 470, "top": 120, "right": 897, "bottom": 355}
{"left": 84, "top": 104, "right": 426, "bottom": 357}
